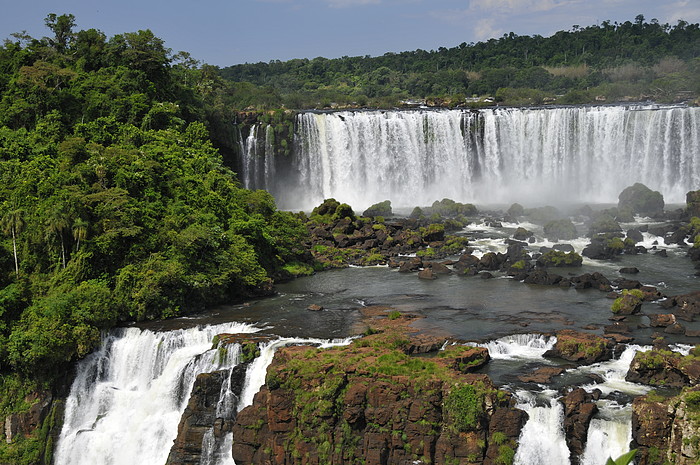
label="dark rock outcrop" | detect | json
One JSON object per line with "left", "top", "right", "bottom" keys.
{"left": 545, "top": 330, "right": 614, "bottom": 364}
{"left": 618, "top": 183, "right": 665, "bottom": 217}
{"left": 562, "top": 388, "right": 599, "bottom": 463}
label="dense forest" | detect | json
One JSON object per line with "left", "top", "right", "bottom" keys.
{"left": 221, "top": 15, "right": 700, "bottom": 108}
{"left": 0, "top": 15, "right": 314, "bottom": 462}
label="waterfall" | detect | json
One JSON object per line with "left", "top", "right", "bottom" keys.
{"left": 580, "top": 402, "right": 633, "bottom": 465}
{"left": 246, "top": 105, "right": 700, "bottom": 211}
{"left": 54, "top": 322, "right": 259, "bottom": 465}
{"left": 476, "top": 333, "right": 557, "bottom": 360}
{"left": 55, "top": 322, "right": 355, "bottom": 465}
{"left": 513, "top": 390, "right": 571, "bottom": 465}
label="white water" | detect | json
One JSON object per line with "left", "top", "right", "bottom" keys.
{"left": 477, "top": 333, "right": 557, "bottom": 360}
{"left": 514, "top": 390, "right": 571, "bottom": 465}
{"left": 54, "top": 322, "right": 259, "bottom": 465}
{"left": 580, "top": 401, "right": 633, "bottom": 465}
{"left": 243, "top": 106, "right": 700, "bottom": 210}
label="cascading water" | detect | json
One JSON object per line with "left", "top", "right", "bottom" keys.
{"left": 245, "top": 105, "right": 700, "bottom": 210}
{"left": 513, "top": 390, "right": 571, "bottom": 465}
{"left": 55, "top": 321, "right": 355, "bottom": 465}
{"left": 54, "top": 322, "right": 259, "bottom": 465}
{"left": 476, "top": 333, "right": 557, "bottom": 360}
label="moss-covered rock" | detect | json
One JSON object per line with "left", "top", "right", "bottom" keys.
{"left": 611, "top": 289, "right": 644, "bottom": 315}
{"left": 363, "top": 200, "right": 392, "bottom": 218}
{"left": 536, "top": 250, "right": 583, "bottom": 267}
{"left": 543, "top": 219, "right": 578, "bottom": 241}
{"left": 687, "top": 190, "right": 700, "bottom": 218}
{"left": 546, "top": 329, "right": 613, "bottom": 364}
{"left": 618, "top": 183, "right": 664, "bottom": 217}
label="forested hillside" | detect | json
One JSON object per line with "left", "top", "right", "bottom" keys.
{"left": 0, "top": 16, "right": 310, "bottom": 461}
{"left": 220, "top": 15, "right": 700, "bottom": 108}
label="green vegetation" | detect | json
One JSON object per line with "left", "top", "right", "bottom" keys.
{"left": 611, "top": 289, "right": 644, "bottom": 314}
{"left": 444, "top": 383, "right": 484, "bottom": 432}
{"left": 606, "top": 449, "right": 637, "bottom": 465}
{"left": 219, "top": 17, "right": 700, "bottom": 109}
{"left": 387, "top": 310, "right": 402, "bottom": 320}
{"left": 362, "top": 200, "right": 392, "bottom": 218}
{"left": 0, "top": 14, "right": 312, "bottom": 460}
{"left": 537, "top": 250, "right": 583, "bottom": 267}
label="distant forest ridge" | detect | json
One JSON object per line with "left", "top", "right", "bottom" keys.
{"left": 219, "top": 15, "right": 700, "bottom": 108}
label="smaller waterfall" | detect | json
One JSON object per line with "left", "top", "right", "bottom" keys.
{"left": 476, "top": 333, "right": 557, "bottom": 360}
{"left": 54, "top": 322, "right": 259, "bottom": 465}
{"left": 574, "top": 345, "right": 651, "bottom": 396}
{"left": 514, "top": 390, "right": 571, "bottom": 465}
{"left": 580, "top": 402, "right": 633, "bottom": 465}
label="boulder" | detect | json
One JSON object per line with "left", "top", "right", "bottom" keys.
{"left": 513, "top": 227, "right": 533, "bottom": 240}
{"left": 418, "top": 268, "right": 437, "bottom": 280}
{"left": 536, "top": 250, "right": 583, "bottom": 267}
{"left": 362, "top": 200, "right": 392, "bottom": 218}
{"left": 543, "top": 219, "right": 578, "bottom": 241}
{"left": 687, "top": 190, "right": 700, "bottom": 217}
{"left": 619, "top": 267, "right": 639, "bottom": 274}
{"left": 626, "top": 228, "right": 644, "bottom": 244}
{"left": 626, "top": 349, "right": 700, "bottom": 387}
{"left": 545, "top": 330, "right": 613, "bottom": 364}
{"left": 588, "top": 213, "right": 622, "bottom": 236}
{"left": 618, "top": 183, "right": 665, "bottom": 216}
{"left": 517, "top": 366, "right": 566, "bottom": 384}
{"left": 307, "top": 304, "right": 324, "bottom": 311}
{"left": 611, "top": 289, "right": 644, "bottom": 315}
{"left": 562, "top": 388, "right": 599, "bottom": 462}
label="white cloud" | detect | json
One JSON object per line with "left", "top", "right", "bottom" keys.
{"left": 474, "top": 17, "right": 503, "bottom": 40}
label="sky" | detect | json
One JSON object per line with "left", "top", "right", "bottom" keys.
{"left": 2, "top": 0, "right": 699, "bottom": 67}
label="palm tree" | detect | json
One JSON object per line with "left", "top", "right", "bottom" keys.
{"left": 46, "top": 206, "right": 71, "bottom": 269}
{"left": 72, "top": 218, "right": 88, "bottom": 252}
{"left": 1, "top": 209, "right": 25, "bottom": 276}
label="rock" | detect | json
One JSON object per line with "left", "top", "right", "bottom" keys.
{"left": 562, "top": 388, "right": 599, "bottom": 462}
{"left": 518, "top": 366, "right": 566, "bottom": 384}
{"left": 536, "top": 250, "right": 583, "bottom": 267}
{"left": 418, "top": 268, "right": 437, "bottom": 280}
{"left": 398, "top": 257, "right": 423, "bottom": 272}
{"left": 453, "top": 252, "right": 480, "bottom": 273}
{"left": 611, "top": 290, "right": 643, "bottom": 315}
{"left": 626, "top": 349, "right": 700, "bottom": 387}
{"left": 648, "top": 314, "right": 676, "bottom": 327}
{"left": 615, "top": 278, "right": 642, "bottom": 289}
{"left": 166, "top": 370, "right": 231, "bottom": 465}
{"left": 426, "top": 261, "right": 452, "bottom": 274}
{"left": 543, "top": 219, "right": 578, "bottom": 241}
{"left": 632, "top": 396, "right": 673, "bottom": 464}
{"left": 545, "top": 330, "right": 613, "bottom": 364}
{"left": 588, "top": 213, "right": 622, "bottom": 236}
{"left": 664, "top": 322, "right": 686, "bottom": 334}
{"left": 507, "top": 203, "right": 525, "bottom": 217}
{"left": 513, "top": 227, "right": 533, "bottom": 240}
{"left": 553, "top": 243, "right": 575, "bottom": 253}
{"left": 478, "top": 252, "right": 503, "bottom": 271}
{"left": 523, "top": 269, "right": 563, "bottom": 286}
{"left": 479, "top": 272, "right": 494, "bottom": 279}
{"left": 661, "top": 291, "right": 700, "bottom": 321}
{"left": 362, "top": 200, "right": 392, "bottom": 218}
{"left": 307, "top": 304, "right": 324, "bottom": 311}
{"left": 618, "top": 183, "right": 665, "bottom": 217}
{"left": 687, "top": 190, "right": 700, "bottom": 217}
{"left": 619, "top": 267, "right": 639, "bottom": 274}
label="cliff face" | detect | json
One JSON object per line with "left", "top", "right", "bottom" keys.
{"left": 231, "top": 332, "right": 526, "bottom": 465}
{"left": 632, "top": 389, "right": 700, "bottom": 465}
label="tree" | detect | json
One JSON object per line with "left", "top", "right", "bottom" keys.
{"left": 44, "top": 13, "right": 76, "bottom": 54}
{"left": 72, "top": 218, "right": 88, "bottom": 252}
{"left": 1, "top": 209, "right": 25, "bottom": 276}
{"left": 46, "top": 205, "right": 71, "bottom": 269}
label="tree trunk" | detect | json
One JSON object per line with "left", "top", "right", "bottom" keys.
{"left": 11, "top": 226, "right": 18, "bottom": 275}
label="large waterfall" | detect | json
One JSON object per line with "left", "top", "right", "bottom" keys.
{"left": 241, "top": 105, "right": 700, "bottom": 211}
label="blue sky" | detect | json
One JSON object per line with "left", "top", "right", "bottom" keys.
{"left": 2, "top": 0, "right": 699, "bottom": 67}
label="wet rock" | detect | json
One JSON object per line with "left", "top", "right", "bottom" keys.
{"left": 588, "top": 213, "right": 622, "bottom": 236}
{"left": 626, "top": 228, "right": 644, "bottom": 244}
{"left": 426, "top": 261, "right": 452, "bottom": 275}
{"left": 626, "top": 349, "right": 700, "bottom": 387}
{"left": 648, "top": 313, "right": 677, "bottom": 327}
{"left": 307, "top": 304, "right": 324, "bottom": 311}
{"left": 553, "top": 243, "right": 575, "bottom": 253}
{"left": 688, "top": 189, "right": 700, "bottom": 217}
{"left": 611, "top": 290, "right": 643, "bottom": 315}
{"left": 664, "top": 322, "right": 686, "bottom": 334}
{"left": 166, "top": 370, "right": 229, "bottom": 465}
{"left": 655, "top": 249, "right": 668, "bottom": 258}
{"left": 523, "top": 269, "right": 563, "bottom": 286}
{"left": 398, "top": 257, "right": 423, "bottom": 272}
{"left": 543, "top": 219, "right": 578, "bottom": 241}
{"left": 478, "top": 252, "right": 503, "bottom": 271}
{"left": 619, "top": 267, "right": 639, "bottom": 274}
{"left": 418, "top": 268, "right": 437, "bottom": 280}
{"left": 562, "top": 388, "right": 598, "bottom": 462}
{"left": 545, "top": 330, "right": 613, "bottom": 364}
{"left": 618, "top": 183, "right": 665, "bottom": 217}
{"left": 453, "top": 252, "right": 480, "bottom": 273}
{"left": 513, "top": 227, "right": 533, "bottom": 240}
{"left": 660, "top": 291, "right": 700, "bottom": 321}
{"left": 614, "top": 278, "right": 642, "bottom": 289}
{"left": 517, "top": 366, "right": 566, "bottom": 384}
